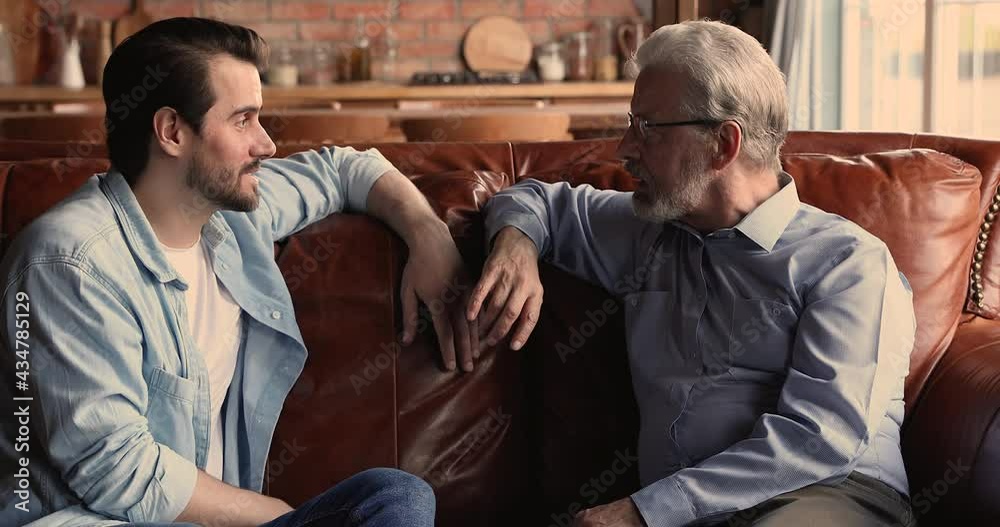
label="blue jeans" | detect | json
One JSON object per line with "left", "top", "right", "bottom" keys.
{"left": 260, "top": 468, "right": 436, "bottom": 527}
{"left": 128, "top": 468, "right": 435, "bottom": 527}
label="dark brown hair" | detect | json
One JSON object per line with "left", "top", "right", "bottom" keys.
{"left": 102, "top": 17, "right": 268, "bottom": 184}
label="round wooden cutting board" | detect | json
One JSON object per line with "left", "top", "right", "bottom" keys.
{"left": 462, "top": 16, "right": 533, "bottom": 74}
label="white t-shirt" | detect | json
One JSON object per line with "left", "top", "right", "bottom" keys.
{"left": 160, "top": 236, "right": 242, "bottom": 480}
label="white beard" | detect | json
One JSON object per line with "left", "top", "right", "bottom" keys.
{"left": 630, "top": 153, "right": 712, "bottom": 223}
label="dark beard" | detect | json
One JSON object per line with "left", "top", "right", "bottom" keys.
{"left": 187, "top": 153, "right": 260, "bottom": 213}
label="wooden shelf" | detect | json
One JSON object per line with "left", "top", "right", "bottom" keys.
{"left": 0, "top": 81, "right": 635, "bottom": 105}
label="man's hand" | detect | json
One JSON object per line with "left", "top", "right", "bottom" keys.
{"left": 573, "top": 498, "right": 646, "bottom": 527}
{"left": 467, "top": 226, "right": 543, "bottom": 351}
{"left": 364, "top": 169, "right": 477, "bottom": 372}
{"left": 177, "top": 470, "right": 294, "bottom": 526}
{"left": 401, "top": 220, "right": 478, "bottom": 372}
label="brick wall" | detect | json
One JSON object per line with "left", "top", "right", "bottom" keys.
{"left": 49, "top": 0, "right": 647, "bottom": 81}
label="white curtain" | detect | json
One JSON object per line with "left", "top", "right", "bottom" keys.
{"left": 766, "top": 0, "right": 827, "bottom": 130}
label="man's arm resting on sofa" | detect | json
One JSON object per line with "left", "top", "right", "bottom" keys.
{"left": 472, "top": 179, "right": 656, "bottom": 349}
{"left": 176, "top": 470, "right": 292, "bottom": 526}
{"left": 364, "top": 168, "right": 477, "bottom": 371}
{"left": 258, "top": 146, "right": 477, "bottom": 370}
{"left": 256, "top": 146, "right": 398, "bottom": 242}
{"left": 628, "top": 243, "right": 916, "bottom": 527}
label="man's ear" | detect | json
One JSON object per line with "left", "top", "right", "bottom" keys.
{"left": 151, "top": 107, "right": 188, "bottom": 159}
{"left": 710, "top": 120, "right": 742, "bottom": 171}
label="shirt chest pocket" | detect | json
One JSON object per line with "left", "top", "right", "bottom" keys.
{"left": 727, "top": 298, "right": 798, "bottom": 373}
{"left": 145, "top": 367, "right": 197, "bottom": 459}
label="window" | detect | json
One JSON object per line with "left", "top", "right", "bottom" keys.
{"left": 841, "top": 0, "right": 1000, "bottom": 137}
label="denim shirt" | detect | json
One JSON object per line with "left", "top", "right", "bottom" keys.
{"left": 485, "top": 174, "right": 915, "bottom": 527}
{"left": 0, "top": 146, "right": 395, "bottom": 526}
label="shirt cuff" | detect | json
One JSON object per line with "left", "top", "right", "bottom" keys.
{"left": 485, "top": 211, "right": 547, "bottom": 256}
{"left": 346, "top": 147, "right": 397, "bottom": 213}
{"left": 127, "top": 445, "right": 199, "bottom": 523}
{"left": 631, "top": 478, "right": 698, "bottom": 527}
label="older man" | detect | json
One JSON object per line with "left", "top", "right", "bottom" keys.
{"left": 469, "top": 21, "right": 916, "bottom": 527}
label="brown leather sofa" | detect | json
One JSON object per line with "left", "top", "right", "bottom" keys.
{"left": 0, "top": 132, "right": 998, "bottom": 526}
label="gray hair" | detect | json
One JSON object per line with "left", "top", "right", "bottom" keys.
{"left": 631, "top": 20, "right": 788, "bottom": 173}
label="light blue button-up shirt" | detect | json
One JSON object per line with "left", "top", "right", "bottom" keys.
{"left": 485, "top": 173, "right": 914, "bottom": 527}
{"left": 0, "top": 147, "right": 395, "bottom": 526}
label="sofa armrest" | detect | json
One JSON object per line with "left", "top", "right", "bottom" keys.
{"left": 902, "top": 316, "right": 1000, "bottom": 525}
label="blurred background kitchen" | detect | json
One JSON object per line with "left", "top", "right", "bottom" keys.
{"left": 0, "top": 0, "right": 996, "bottom": 143}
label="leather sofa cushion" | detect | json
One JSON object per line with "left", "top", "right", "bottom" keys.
{"left": 783, "top": 132, "right": 1000, "bottom": 320}
{"left": 783, "top": 149, "right": 982, "bottom": 408}
{"left": 513, "top": 139, "right": 635, "bottom": 190}
{"left": 912, "top": 135, "right": 1000, "bottom": 319}
{"left": 0, "top": 158, "right": 110, "bottom": 255}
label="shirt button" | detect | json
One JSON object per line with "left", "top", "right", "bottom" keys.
{"left": 220, "top": 262, "right": 229, "bottom": 271}
{"left": 271, "top": 310, "right": 282, "bottom": 320}
{"left": 727, "top": 232, "right": 736, "bottom": 239}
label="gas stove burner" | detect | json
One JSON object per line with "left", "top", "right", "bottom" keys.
{"left": 409, "top": 70, "right": 539, "bottom": 86}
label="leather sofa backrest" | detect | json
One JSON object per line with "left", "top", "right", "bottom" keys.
{"left": 783, "top": 132, "right": 1000, "bottom": 320}
{"left": 0, "top": 158, "right": 110, "bottom": 255}
{"left": 782, "top": 150, "right": 982, "bottom": 407}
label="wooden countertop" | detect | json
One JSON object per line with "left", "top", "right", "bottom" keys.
{"left": 0, "top": 81, "right": 634, "bottom": 104}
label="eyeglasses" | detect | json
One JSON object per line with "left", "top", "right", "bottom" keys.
{"left": 626, "top": 112, "right": 726, "bottom": 140}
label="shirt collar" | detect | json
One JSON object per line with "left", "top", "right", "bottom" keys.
{"left": 732, "top": 171, "right": 800, "bottom": 252}
{"left": 101, "top": 169, "right": 231, "bottom": 283}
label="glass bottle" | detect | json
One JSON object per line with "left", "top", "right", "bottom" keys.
{"left": 536, "top": 42, "right": 566, "bottom": 82}
{"left": 269, "top": 42, "right": 298, "bottom": 87}
{"left": 593, "top": 19, "right": 618, "bottom": 81}
{"left": 335, "top": 43, "right": 352, "bottom": 82}
{"left": 350, "top": 14, "right": 372, "bottom": 82}
{"left": 0, "top": 24, "right": 16, "bottom": 86}
{"left": 377, "top": 30, "right": 401, "bottom": 83}
{"left": 565, "top": 31, "right": 594, "bottom": 81}
{"left": 302, "top": 43, "right": 333, "bottom": 85}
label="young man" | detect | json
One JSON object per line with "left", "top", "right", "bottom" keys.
{"left": 0, "top": 18, "right": 476, "bottom": 527}
{"left": 470, "top": 21, "right": 916, "bottom": 527}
